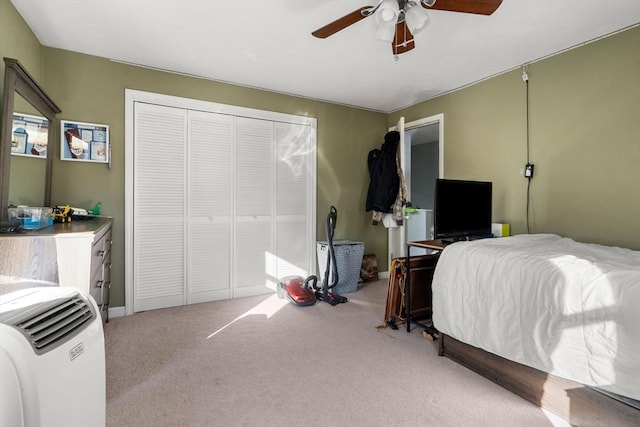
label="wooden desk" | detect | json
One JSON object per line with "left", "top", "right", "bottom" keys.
{"left": 405, "top": 240, "right": 450, "bottom": 333}
{"left": 407, "top": 239, "right": 449, "bottom": 252}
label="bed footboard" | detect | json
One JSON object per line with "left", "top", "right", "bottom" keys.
{"left": 438, "top": 334, "right": 640, "bottom": 426}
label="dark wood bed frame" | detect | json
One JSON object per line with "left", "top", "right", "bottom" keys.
{"left": 437, "top": 333, "right": 640, "bottom": 426}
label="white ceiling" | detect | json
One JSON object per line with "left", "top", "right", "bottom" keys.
{"left": 10, "top": 0, "right": 640, "bottom": 113}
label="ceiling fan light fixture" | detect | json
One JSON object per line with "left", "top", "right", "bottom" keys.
{"left": 405, "top": 4, "right": 429, "bottom": 34}
{"left": 375, "top": 0, "right": 400, "bottom": 23}
{"left": 375, "top": 21, "right": 397, "bottom": 43}
{"left": 374, "top": 0, "right": 400, "bottom": 43}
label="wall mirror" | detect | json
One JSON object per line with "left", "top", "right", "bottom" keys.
{"left": 0, "top": 58, "right": 61, "bottom": 221}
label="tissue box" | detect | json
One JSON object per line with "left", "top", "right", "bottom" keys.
{"left": 8, "top": 207, "right": 54, "bottom": 230}
{"left": 491, "top": 222, "right": 510, "bottom": 237}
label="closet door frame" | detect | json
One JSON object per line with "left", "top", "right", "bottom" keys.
{"left": 124, "top": 89, "right": 317, "bottom": 316}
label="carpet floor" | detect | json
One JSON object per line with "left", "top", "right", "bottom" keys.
{"left": 105, "top": 279, "right": 566, "bottom": 426}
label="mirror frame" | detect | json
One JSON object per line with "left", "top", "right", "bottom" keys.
{"left": 0, "top": 57, "right": 61, "bottom": 221}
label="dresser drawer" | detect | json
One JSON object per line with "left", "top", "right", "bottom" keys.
{"left": 89, "top": 226, "right": 112, "bottom": 323}
{"left": 92, "top": 254, "right": 111, "bottom": 316}
{"left": 90, "top": 229, "right": 112, "bottom": 277}
{"left": 100, "top": 251, "right": 112, "bottom": 306}
{"left": 90, "top": 267, "right": 104, "bottom": 305}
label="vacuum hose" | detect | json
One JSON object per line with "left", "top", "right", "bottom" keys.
{"left": 322, "top": 206, "right": 338, "bottom": 293}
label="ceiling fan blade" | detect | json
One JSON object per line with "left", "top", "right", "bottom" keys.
{"left": 422, "top": 0, "right": 503, "bottom": 16}
{"left": 393, "top": 21, "right": 415, "bottom": 55}
{"left": 312, "top": 7, "right": 372, "bottom": 39}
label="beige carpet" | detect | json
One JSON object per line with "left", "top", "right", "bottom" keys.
{"left": 105, "top": 279, "right": 562, "bottom": 426}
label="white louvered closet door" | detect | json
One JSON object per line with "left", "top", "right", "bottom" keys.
{"left": 275, "top": 122, "right": 313, "bottom": 281}
{"left": 187, "top": 111, "right": 233, "bottom": 304}
{"left": 234, "top": 117, "right": 275, "bottom": 298}
{"left": 133, "top": 103, "right": 187, "bottom": 312}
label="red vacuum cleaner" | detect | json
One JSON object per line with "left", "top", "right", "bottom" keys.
{"left": 277, "top": 206, "right": 347, "bottom": 307}
{"left": 276, "top": 275, "right": 317, "bottom": 306}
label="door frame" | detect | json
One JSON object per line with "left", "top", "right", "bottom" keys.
{"left": 387, "top": 113, "right": 444, "bottom": 267}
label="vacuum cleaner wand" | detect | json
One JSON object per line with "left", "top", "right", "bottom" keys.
{"left": 316, "top": 205, "right": 347, "bottom": 305}
{"left": 322, "top": 206, "right": 338, "bottom": 293}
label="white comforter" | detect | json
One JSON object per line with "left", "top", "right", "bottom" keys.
{"left": 432, "top": 234, "right": 640, "bottom": 400}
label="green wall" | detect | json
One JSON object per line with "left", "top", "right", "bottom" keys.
{"left": 0, "top": 0, "right": 43, "bottom": 87}
{"left": 391, "top": 27, "right": 640, "bottom": 251}
{"left": 0, "top": 0, "right": 47, "bottom": 207}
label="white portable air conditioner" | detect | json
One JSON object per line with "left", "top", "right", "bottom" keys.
{"left": 0, "top": 287, "right": 105, "bottom": 427}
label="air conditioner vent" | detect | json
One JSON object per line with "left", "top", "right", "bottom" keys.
{"left": 15, "top": 295, "right": 96, "bottom": 354}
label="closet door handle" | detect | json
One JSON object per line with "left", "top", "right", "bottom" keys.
{"left": 96, "top": 280, "right": 104, "bottom": 288}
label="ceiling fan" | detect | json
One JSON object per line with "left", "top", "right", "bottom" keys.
{"left": 312, "top": 0, "right": 503, "bottom": 57}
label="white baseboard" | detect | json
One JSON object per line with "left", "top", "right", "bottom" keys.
{"left": 108, "top": 306, "right": 126, "bottom": 319}
{"left": 379, "top": 270, "right": 389, "bottom": 279}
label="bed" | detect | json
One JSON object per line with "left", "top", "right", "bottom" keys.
{"left": 431, "top": 234, "right": 640, "bottom": 424}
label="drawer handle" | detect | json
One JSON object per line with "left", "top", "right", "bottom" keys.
{"left": 96, "top": 280, "right": 104, "bottom": 288}
{"left": 97, "top": 250, "right": 106, "bottom": 258}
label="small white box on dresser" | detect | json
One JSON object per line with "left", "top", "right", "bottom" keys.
{"left": 492, "top": 223, "right": 511, "bottom": 237}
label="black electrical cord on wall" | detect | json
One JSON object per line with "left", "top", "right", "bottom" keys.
{"left": 526, "top": 171, "right": 532, "bottom": 233}
{"left": 523, "top": 65, "right": 532, "bottom": 234}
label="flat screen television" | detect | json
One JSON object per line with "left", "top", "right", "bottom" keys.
{"left": 433, "top": 179, "right": 492, "bottom": 241}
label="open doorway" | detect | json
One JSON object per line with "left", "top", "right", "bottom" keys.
{"left": 388, "top": 114, "right": 443, "bottom": 266}
{"left": 406, "top": 123, "right": 440, "bottom": 212}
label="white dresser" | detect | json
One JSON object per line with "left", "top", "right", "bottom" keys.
{"left": 0, "top": 217, "right": 113, "bottom": 322}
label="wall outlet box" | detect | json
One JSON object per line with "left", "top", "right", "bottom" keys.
{"left": 492, "top": 223, "right": 511, "bottom": 237}
{"left": 524, "top": 163, "right": 535, "bottom": 178}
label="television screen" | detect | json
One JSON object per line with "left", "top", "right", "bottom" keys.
{"left": 434, "top": 179, "right": 492, "bottom": 240}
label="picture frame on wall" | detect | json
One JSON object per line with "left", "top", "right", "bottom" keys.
{"left": 61, "top": 120, "right": 109, "bottom": 163}
{"left": 11, "top": 113, "right": 49, "bottom": 159}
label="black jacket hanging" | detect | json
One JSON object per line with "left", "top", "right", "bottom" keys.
{"left": 365, "top": 148, "right": 381, "bottom": 212}
{"left": 365, "top": 131, "right": 400, "bottom": 214}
